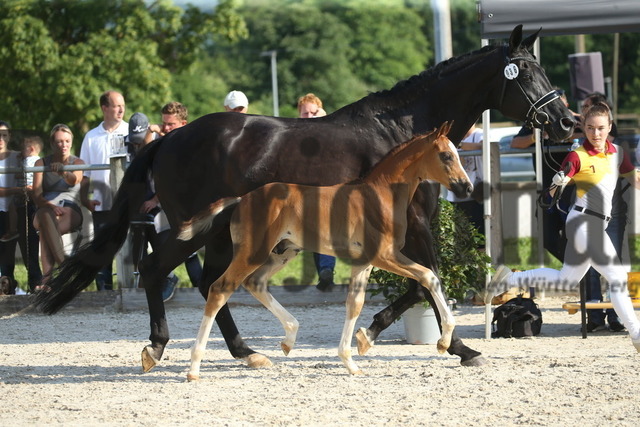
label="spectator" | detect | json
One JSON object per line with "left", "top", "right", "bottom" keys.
{"left": 32, "top": 124, "right": 85, "bottom": 291}
{"left": 1, "top": 136, "right": 43, "bottom": 242}
{"left": 128, "top": 105, "right": 203, "bottom": 301}
{"left": 446, "top": 123, "right": 484, "bottom": 240}
{"left": 223, "top": 91, "right": 249, "bottom": 113}
{"left": 2, "top": 136, "right": 44, "bottom": 291}
{"left": 147, "top": 101, "right": 188, "bottom": 140}
{"left": 80, "top": 90, "right": 128, "bottom": 291}
{"left": 297, "top": 93, "right": 335, "bottom": 290}
{"left": 0, "top": 120, "right": 21, "bottom": 287}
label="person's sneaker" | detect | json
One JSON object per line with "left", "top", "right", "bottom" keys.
{"left": 631, "top": 335, "right": 640, "bottom": 353}
{"left": 316, "top": 268, "right": 334, "bottom": 291}
{"left": 162, "top": 275, "right": 178, "bottom": 302}
{"left": 608, "top": 321, "right": 626, "bottom": 332}
{"left": 0, "top": 231, "right": 18, "bottom": 242}
{"left": 586, "top": 321, "right": 607, "bottom": 333}
{"left": 486, "top": 265, "right": 513, "bottom": 303}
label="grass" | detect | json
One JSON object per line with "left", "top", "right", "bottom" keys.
{"left": 11, "top": 236, "right": 640, "bottom": 292}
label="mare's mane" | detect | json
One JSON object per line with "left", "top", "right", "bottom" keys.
{"left": 338, "top": 44, "right": 499, "bottom": 114}
{"left": 346, "top": 129, "right": 440, "bottom": 186}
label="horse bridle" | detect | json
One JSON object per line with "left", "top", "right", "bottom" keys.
{"left": 500, "top": 48, "right": 562, "bottom": 130}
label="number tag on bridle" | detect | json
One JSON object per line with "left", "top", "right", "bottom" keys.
{"left": 504, "top": 64, "right": 519, "bottom": 80}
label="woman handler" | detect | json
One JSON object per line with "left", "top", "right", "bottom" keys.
{"left": 491, "top": 102, "right": 640, "bottom": 352}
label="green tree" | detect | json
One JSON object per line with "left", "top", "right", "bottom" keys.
{"left": 330, "top": 5, "right": 431, "bottom": 91}
{"left": 0, "top": 0, "right": 246, "bottom": 142}
{"left": 215, "top": 0, "right": 433, "bottom": 117}
{"left": 214, "top": 1, "right": 366, "bottom": 116}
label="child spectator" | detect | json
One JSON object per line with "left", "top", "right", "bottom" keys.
{"left": 1, "top": 136, "right": 43, "bottom": 242}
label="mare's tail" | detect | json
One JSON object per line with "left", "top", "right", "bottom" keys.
{"left": 177, "top": 197, "right": 241, "bottom": 241}
{"left": 34, "top": 142, "right": 163, "bottom": 314}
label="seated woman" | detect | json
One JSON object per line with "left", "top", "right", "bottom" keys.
{"left": 31, "top": 124, "right": 84, "bottom": 289}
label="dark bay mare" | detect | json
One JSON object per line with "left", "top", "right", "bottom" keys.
{"left": 36, "top": 25, "right": 574, "bottom": 371}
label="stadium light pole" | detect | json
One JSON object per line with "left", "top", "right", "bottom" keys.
{"left": 260, "top": 50, "right": 279, "bottom": 117}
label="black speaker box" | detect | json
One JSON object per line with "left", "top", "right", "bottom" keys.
{"left": 568, "top": 52, "right": 605, "bottom": 101}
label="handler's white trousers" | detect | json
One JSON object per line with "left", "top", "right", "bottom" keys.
{"left": 506, "top": 209, "right": 640, "bottom": 340}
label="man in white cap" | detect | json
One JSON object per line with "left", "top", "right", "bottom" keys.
{"left": 223, "top": 90, "right": 249, "bottom": 113}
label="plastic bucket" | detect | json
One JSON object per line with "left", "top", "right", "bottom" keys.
{"left": 402, "top": 306, "right": 439, "bottom": 345}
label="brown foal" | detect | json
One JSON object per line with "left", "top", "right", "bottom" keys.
{"left": 179, "top": 121, "right": 472, "bottom": 379}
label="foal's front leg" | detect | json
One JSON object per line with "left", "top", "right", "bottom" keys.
{"left": 338, "top": 265, "right": 373, "bottom": 375}
{"left": 373, "top": 251, "right": 455, "bottom": 353}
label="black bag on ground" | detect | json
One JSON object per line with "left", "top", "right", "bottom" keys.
{"left": 491, "top": 296, "right": 542, "bottom": 338}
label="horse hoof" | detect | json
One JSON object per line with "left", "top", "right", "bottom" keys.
{"left": 187, "top": 373, "right": 199, "bottom": 382}
{"left": 244, "top": 353, "right": 273, "bottom": 369}
{"left": 460, "top": 355, "right": 489, "bottom": 367}
{"left": 355, "top": 328, "right": 373, "bottom": 356}
{"left": 436, "top": 340, "right": 449, "bottom": 354}
{"left": 281, "top": 342, "right": 291, "bottom": 356}
{"left": 141, "top": 346, "right": 160, "bottom": 373}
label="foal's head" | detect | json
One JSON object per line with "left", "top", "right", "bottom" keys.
{"left": 423, "top": 121, "right": 473, "bottom": 199}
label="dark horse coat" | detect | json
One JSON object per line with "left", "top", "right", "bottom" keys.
{"left": 36, "top": 25, "right": 574, "bottom": 370}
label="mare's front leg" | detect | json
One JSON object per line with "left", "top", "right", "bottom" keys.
{"left": 339, "top": 265, "right": 373, "bottom": 375}
{"left": 243, "top": 244, "right": 301, "bottom": 355}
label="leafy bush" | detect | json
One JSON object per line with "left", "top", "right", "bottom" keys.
{"left": 369, "top": 198, "right": 491, "bottom": 307}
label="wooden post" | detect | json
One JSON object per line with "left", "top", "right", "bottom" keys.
{"left": 489, "top": 142, "right": 504, "bottom": 265}
{"left": 110, "top": 154, "right": 135, "bottom": 288}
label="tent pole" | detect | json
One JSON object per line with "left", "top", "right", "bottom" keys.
{"left": 481, "top": 38, "right": 493, "bottom": 340}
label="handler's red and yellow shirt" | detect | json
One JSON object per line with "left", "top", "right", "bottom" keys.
{"left": 561, "top": 140, "right": 634, "bottom": 217}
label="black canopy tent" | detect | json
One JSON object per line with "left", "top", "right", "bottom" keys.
{"left": 476, "top": 0, "right": 640, "bottom": 337}
{"left": 478, "top": 0, "right": 640, "bottom": 38}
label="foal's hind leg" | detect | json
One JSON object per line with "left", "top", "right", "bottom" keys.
{"left": 188, "top": 272, "right": 247, "bottom": 382}
{"left": 338, "top": 265, "right": 373, "bottom": 375}
{"left": 244, "top": 247, "right": 301, "bottom": 355}
{"left": 200, "top": 231, "right": 272, "bottom": 369}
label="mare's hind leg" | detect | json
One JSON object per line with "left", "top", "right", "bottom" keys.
{"left": 372, "top": 250, "right": 455, "bottom": 354}
{"left": 339, "top": 265, "right": 373, "bottom": 375}
{"left": 244, "top": 245, "right": 301, "bottom": 355}
{"left": 139, "top": 236, "right": 192, "bottom": 373}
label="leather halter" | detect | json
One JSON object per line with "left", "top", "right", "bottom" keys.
{"left": 500, "top": 47, "right": 562, "bottom": 130}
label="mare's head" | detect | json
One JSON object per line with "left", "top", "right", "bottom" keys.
{"left": 422, "top": 121, "right": 472, "bottom": 199}
{"left": 500, "top": 25, "right": 575, "bottom": 142}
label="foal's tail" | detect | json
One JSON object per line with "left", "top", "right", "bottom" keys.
{"left": 34, "top": 142, "right": 163, "bottom": 314}
{"left": 177, "top": 197, "right": 241, "bottom": 241}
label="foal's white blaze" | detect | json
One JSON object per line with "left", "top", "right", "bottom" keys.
{"left": 448, "top": 140, "right": 471, "bottom": 181}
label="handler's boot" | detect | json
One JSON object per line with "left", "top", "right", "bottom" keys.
{"left": 485, "top": 265, "right": 513, "bottom": 304}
